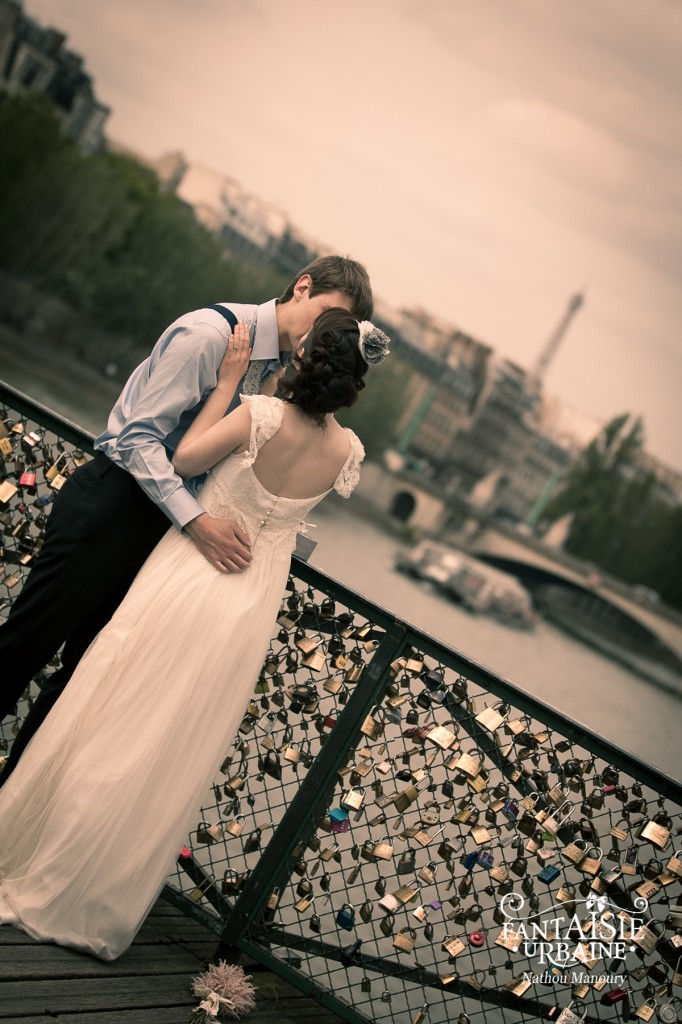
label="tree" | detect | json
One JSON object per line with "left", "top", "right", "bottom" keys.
{"left": 545, "top": 414, "right": 682, "bottom": 609}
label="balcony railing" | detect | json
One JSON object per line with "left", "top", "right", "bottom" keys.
{"left": 1, "top": 380, "right": 681, "bottom": 1024}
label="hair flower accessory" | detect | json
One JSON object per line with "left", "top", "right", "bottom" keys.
{"left": 357, "top": 321, "right": 391, "bottom": 365}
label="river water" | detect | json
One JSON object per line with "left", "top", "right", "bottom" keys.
{"left": 308, "top": 499, "right": 681, "bottom": 779}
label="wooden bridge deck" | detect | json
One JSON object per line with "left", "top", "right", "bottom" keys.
{"left": 0, "top": 898, "right": 343, "bottom": 1024}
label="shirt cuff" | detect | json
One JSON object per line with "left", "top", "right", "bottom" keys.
{"left": 164, "top": 488, "right": 207, "bottom": 531}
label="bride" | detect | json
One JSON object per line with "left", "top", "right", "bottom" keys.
{"left": 0, "top": 307, "right": 389, "bottom": 961}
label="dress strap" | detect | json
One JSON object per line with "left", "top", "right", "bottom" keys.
{"left": 239, "top": 395, "right": 285, "bottom": 467}
{"left": 334, "top": 430, "right": 365, "bottom": 498}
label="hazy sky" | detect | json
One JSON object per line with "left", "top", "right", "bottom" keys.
{"left": 26, "top": 0, "right": 682, "bottom": 470}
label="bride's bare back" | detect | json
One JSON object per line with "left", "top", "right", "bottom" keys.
{"left": 240, "top": 403, "right": 352, "bottom": 500}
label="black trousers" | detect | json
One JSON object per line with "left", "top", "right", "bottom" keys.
{"left": 0, "top": 453, "right": 169, "bottom": 785}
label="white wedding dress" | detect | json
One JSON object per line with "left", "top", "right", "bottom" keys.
{"left": 0, "top": 395, "right": 364, "bottom": 961}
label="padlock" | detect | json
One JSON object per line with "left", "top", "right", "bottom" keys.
{"left": 643, "top": 857, "right": 664, "bottom": 880}
{"left": 360, "top": 706, "right": 385, "bottom": 739}
{"left": 557, "top": 883, "right": 576, "bottom": 911}
{"left": 196, "top": 820, "right": 222, "bottom": 844}
{"left": 477, "top": 847, "right": 495, "bottom": 870}
{"left": 577, "top": 843, "right": 602, "bottom": 876}
{"left": 397, "top": 847, "right": 417, "bottom": 875}
{"left": 394, "top": 781, "right": 422, "bottom": 813}
{"left": 373, "top": 835, "right": 394, "bottom": 860}
{"left": 454, "top": 749, "right": 482, "bottom": 778}
{"left": 671, "top": 954, "right": 682, "bottom": 986}
{"left": 518, "top": 813, "right": 537, "bottom": 837}
{"left": 379, "top": 912, "right": 396, "bottom": 937}
{"left": 475, "top": 701, "right": 509, "bottom": 732}
{"left": 358, "top": 899, "right": 373, "bottom": 924}
{"left": 243, "top": 826, "right": 262, "bottom": 853}
{"left": 224, "top": 814, "right": 246, "bottom": 837}
{"left": 666, "top": 846, "right": 682, "bottom": 877}
{"left": 266, "top": 888, "right": 280, "bottom": 911}
{"left": 394, "top": 883, "right": 418, "bottom": 904}
{"left": 562, "top": 838, "right": 588, "bottom": 864}
{"left": 538, "top": 862, "right": 561, "bottom": 884}
{"left": 222, "top": 869, "right": 247, "bottom": 894}
{"left": 502, "top": 799, "right": 520, "bottom": 821}
{"left": 336, "top": 903, "right": 355, "bottom": 931}
{"left": 659, "top": 998, "right": 682, "bottom": 1024}
{"left": 495, "top": 927, "right": 522, "bottom": 951}
{"left": 340, "top": 786, "right": 365, "bottom": 811}
{"left": 622, "top": 843, "right": 639, "bottom": 875}
{"left": 426, "top": 724, "right": 457, "bottom": 749}
{"left": 320, "top": 842, "right": 340, "bottom": 862}
{"left": 393, "top": 927, "right": 417, "bottom": 953}
{"left": 638, "top": 812, "right": 672, "bottom": 850}
{"left": 461, "top": 969, "right": 486, "bottom": 992}
{"left": 441, "top": 935, "right": 465, "bottom": 957}
{"left": 555, "top": 1001, "right": 588, "bottom": 1024}
{"left": 600, "top": 987, "right": 629, "bottom": 1005}
{"left": 542, "top": 800, "right": 573, "bottom": 835}
{"left": 505, "top": 976, "right": 532, "bottom": 997}
{"left": 510, "top": 854, "right": 527, "bottom": 877}
{"left": 468, "top": 929, "right": 486, "bottom": 947}
{"left": 411, "top": 1004, "right": 429, "bottom": 1024}
{"left": 633, "top": 920, "right": 665, "bottom": 956}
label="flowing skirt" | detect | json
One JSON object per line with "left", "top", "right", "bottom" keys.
{"left": 0, "top": 527, "right": 289, "bottom": 960}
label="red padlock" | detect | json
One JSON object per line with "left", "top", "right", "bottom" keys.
{"left": 600, "top": 987, "right": 628, "bottom": 1005}
{"left": 323, "top": 715, "right": 337, "bottom": 730}
{"left": 19, "top": 470, "right": 36, "bottom": 489}
{"left": 469, "top": 931, "right": 486, "bottom": 948}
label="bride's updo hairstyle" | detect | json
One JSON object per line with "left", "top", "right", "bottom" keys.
{"left": 278, "top": 307, "right": 368, "bottom": 426}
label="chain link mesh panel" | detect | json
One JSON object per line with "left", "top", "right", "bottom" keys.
{"left": 1, "top": 384, "right": 681, "bottom": 1024}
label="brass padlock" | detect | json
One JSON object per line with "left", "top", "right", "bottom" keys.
{"left": 475, "top": 701, "right": 509, "bottom": 733}
{"left": 393, "top": 927, "right": 417, "bottom": 953}
{"left": 633, "top": 920, "right": 664, "bottom": 955}
{"left": 639, "top": 812, "right": 673, "bottom": 850}
{"left": 224, "top": 814, "right": 246, "bottom": 837}
{"left": 373, "top": 835, "right": 394, "bottom": 860}
{"left": 579, "top": 846, "right": 603, "bottom": 875}
{"left": 340, "top": 786, "right": 365, "bottom": 811}
{"left": 442, "top": 935, "right": 465, "bottom": 957}
{"left": 454, "top": 749, "right": 482, "bottom": 778}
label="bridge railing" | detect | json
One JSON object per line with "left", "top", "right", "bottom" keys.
{"left": 1, "top": 379, "right": 681, "bottom": 1024}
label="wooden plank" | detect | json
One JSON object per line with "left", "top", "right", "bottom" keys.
{"left": 0, "top": 1007, "right": 308, "bottom": 1024}
{"left": 0, "top": 1012, "right": 192, "bottom": 1024}
{"left": 0, "top": 975, "right": 197, "bottom": 1016}
{"left": 0, "top": 942, "right": 217, "bottom": 981}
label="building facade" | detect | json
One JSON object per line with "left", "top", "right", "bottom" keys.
{"left": 0, "top": 0, "right": 109, "bottom": 152}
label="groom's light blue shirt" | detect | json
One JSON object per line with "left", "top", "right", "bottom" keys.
{"left": 95, "top": 299, "right": 282, "bottom": 530}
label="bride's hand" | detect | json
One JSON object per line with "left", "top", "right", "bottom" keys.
{"left": 218, "top": 321, "right": 250, "bottom": 386}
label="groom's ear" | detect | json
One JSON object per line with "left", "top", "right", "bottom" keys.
{"left": 293, "top": 274, "right": 312, "bottom": 301}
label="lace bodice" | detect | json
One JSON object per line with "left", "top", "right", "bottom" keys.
{"left": 197, "top": 395, "right": 364, "bottom": 554}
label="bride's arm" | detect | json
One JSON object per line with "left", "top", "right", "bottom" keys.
{"left": 172, "top": 322, "right": 251, "bottom": 478}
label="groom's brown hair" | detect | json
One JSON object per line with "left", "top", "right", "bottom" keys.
{"left": 279, "top": 255, "right": 373, "bottom": 321}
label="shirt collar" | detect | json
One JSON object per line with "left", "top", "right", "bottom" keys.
{"left": 251, "top": 298, "right": 279, "bottom": 361}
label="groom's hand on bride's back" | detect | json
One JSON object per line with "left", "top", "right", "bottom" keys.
{"left": 184, "top": 513, "right": 252, "bottom": 573}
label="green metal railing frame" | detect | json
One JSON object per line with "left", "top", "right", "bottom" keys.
{"left": 2, "top": 380, "right": 681, "bottom": 1024}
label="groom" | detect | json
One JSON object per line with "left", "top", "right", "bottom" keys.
{"left": 0, "top": 255, "right": 373, "bottom": 784}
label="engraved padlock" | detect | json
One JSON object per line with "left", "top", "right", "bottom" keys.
{"left": 639, "top": 811, "right": 673, "bottom": 850}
